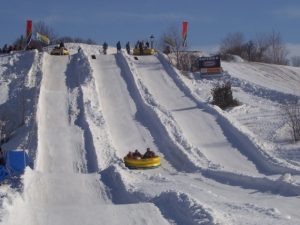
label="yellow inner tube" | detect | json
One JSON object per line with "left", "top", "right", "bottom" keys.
{"left": 62, "top": 49, "right": 69, "bottom": 55}
{"left": 50, "top": 48, "right": 70, "bottom": 55}
{"left": 124, "top": 156, "right": 161, "bottom": 169}
{"left": 133, "top": 48, "right": 155, "bottom": 55}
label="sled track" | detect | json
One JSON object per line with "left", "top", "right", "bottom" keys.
{"left": 115, "top": 53, "right": 197, "bottom": 172}
{"left": 65, "top": 53, "right": 99, "bottom": 173}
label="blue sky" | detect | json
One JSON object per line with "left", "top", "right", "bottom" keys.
{"left": 1, "top": 0, "right": 300, "bottom": 53}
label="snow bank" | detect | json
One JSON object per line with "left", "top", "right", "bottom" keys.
{"left": 2, "top": 167, "right": 169, "bottom": 225}
{"left": 101, "top": 164, "right": 226, "bottom": 225}
{"left": 202, "top": 169, "right": 300, "bottom": 197}
{"left": 153, "top": 191, "right": 223, "bottom": 225}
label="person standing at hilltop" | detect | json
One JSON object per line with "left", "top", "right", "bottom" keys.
{"left": 116, "top": 41, "right": 121, "bottom": 53}
{"left": 103, "top": 42, "right": 108, "bottom": 54}
{"left": 126, "top": 42, "right": 130, "bottom": 54}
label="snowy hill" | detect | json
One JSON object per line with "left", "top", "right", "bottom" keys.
{"left": 0, "top": 43, "right": 300, "bottom": 225}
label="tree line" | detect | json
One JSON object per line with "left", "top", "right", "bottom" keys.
{"left": 159, "top": 26, "right": 300, "bottom": 67}
{"left": 219, "top": 31, "right": 290, "bottom": 65}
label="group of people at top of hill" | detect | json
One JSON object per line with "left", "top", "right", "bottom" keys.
{"left": 126, "top": 148, "right": 156, "bottom": 160}
{"left": 102, "top": 41, "right": 131, "bottom": 55}
{"left": 1, "top": 41, "right": 65, "bottom": 55}
{"left": 0, "top": 44, "right": 22, "bottom": 54}
{"left": 101, "top": 39, "right": 151, "bottom": 55}
{"left": 135, "top": 40, "right": 150, "bottom": 55}
{"left": 135, "top": 40, "right": 150, "bottom": 49}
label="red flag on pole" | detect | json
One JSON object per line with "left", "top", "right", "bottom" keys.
{"left": 182, "top": 21, "right": 188, "bottom": 47}
{"left": 26, "top": 20, "right": 32, "bottom": 38}
{"left": 25, "top": 20, "right": 32, "bottom": 49}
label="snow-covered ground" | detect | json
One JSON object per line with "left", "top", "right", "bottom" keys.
{"left": 0, "top": 43, "right": 300, "bottom": 225}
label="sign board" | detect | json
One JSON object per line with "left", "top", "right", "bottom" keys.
{"left": 200, "top": 67, "right": 222, "bottom": 74}
{"left": 199, "top": 55, "right": 222, "bottom": 75}
{"left": 199, "top": 55, "right": 221, "bottom": 68}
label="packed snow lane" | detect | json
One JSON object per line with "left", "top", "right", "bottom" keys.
{"left": 36, "top": 54, "right": 86, "bottom": 173}
{"left": 131, "top": 55, "right": 261, "bottom": 175}
{"left": 89, "top": 53, "right": 179, "bottom": 171}
{"left": 89, "top": 54, "right": 156, "bottom": 156}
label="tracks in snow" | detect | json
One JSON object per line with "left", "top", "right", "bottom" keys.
{"left": 36, "top": 54, "right": 86, "bottom": 173}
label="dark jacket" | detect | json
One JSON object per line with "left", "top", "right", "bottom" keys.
{"left": 116, "top": 41, "right": 121, "bottom": 50}
{"left": 103, "top": 42, "right": 108, "bottom": 49}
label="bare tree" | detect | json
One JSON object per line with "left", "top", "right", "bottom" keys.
{"left": 253, "top": 33, "right": 270, "bottom": 62}
{"left": 13, "top": 35, "right": 26, "bottom": 50}
{"left": 283, "top": 101, "right": 300, "bottom": 142}
{"left": 244, "top": 40, "right": 255, "bottom": 61}
{"left": 219, "top": 32, "right": 245, "bottom": 57}
{"left": 177, "top": 52, "right": 192, "bottom": 71}
{"left": 219, "top": 31, "right": 289, "bottom": 65}
{"left": 264, "top": 31, "right": 289, "bottom": 65}
{"left": 160, "top": 25, "right": 188, "bottom": 69}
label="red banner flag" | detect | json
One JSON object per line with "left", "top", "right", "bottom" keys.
{"left": 26, "top": 20, "right": 32, "bottom": 39}
{"left": 182, "top": 21, "right": 188, "bottom": 47}
{"left": 25, "top": 20, "right": 32, "bottom": 49}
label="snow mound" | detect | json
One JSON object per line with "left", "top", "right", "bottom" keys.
{"left": 153, "top": 191, "right": 223, "bottom": 225}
